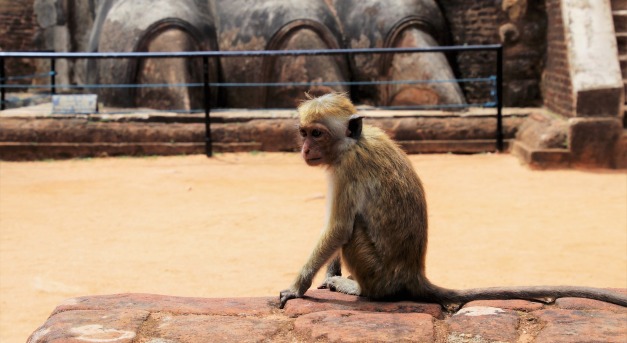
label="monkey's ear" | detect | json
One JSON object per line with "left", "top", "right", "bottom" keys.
{"left": 347, "top": 114, "right": 364, "bottom": 139}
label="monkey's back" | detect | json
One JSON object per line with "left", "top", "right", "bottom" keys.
{"left": 334, "top": 125, "right": 429, "bottom": 298}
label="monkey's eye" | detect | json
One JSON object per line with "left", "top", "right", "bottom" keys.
{"left": 299, "top": 129, "right": 307, "bottom": 137}
{"left": 311, "top": 129, "right": 322, "bottom": 138}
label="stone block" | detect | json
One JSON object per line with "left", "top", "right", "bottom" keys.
{"left": 28, "top": 309, "right": 149, "bottom": 343}
{"left": 534, "top": 309, "right": 627, "bottom": 343}
{"left": 143, "top": 313, "right": 288, "bottom": 343}
{"left": 294, "top": 310, "right": 435, "bottom": 343}
{"left": 463, "top": 299, "right": 545, "bottom": 312}
{"left": 53, "top": 293, "right": 277, "bottom": 317}
{"left": 446, "top": 306, "right": 520, "bottom": 343}
{"left": 576, "top": 87, "right": 623, "bottom": 117}
{"left": 556, "top": 296, "right": 627, "bottom": 313}
{"left": 568, "top": 118, "right": 622, "bottom": 167}
{"left": 283, "top": 289, "right": 443, "bottom": 319}
{"left": 515, "top": 111, "right": 568, "bottom": 149}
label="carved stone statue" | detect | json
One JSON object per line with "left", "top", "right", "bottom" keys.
{"left": 34, "top": 0, "right": 466, "bottom": 110}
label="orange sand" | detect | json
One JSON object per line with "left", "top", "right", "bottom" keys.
{"left": 1, "top": 153, "right": 626, "bottom": 342}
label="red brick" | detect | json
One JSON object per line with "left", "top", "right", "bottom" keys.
{"left": 283, "top": 289, "right": 443, "bottom": 319}
{"left": 464, "top": 299, "right": 545, "bottom": 312}
{"left": 28, "top": 309, "right": 149, "bottom": 343}
{"left": 53, "top": 293, "right": 276, "bottom": 317}
{"left": 446, "top": 306, "right": 520, "bottom": 343}
{"left": 556, "top": 297, "right": 627, "bottom": 313}
{"left": 534, "top": 309, "right": 627, "bottom": 343}
{"left": 294, "top": 310, "right": 435, "bottom": 343}
{"left": 143, "top": 313, "right": 288, "bottom": 343}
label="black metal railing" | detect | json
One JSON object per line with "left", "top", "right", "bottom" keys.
{"left": 0, "top": 45, "right": 504, "bottom": 156}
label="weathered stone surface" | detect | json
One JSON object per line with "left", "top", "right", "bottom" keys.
{"left": 294, "top": 310, "right": 434, "bottom": 343}
{"left": 556, "top": 297, "right": 627, "bottom": 313}
{"left": 534, "top": 309, "right": 627, "bottom": 343}
{"left": 142, "top": 313, "right": 288, "bottom": 343}
{"left": 28, "top": 309, "right": 149, "bottom": 343}
{"left": 33, "top": 0, "right": 63, "bottom": 28}
{"left": 515, "top": 112, "right": 568, "bottom": 150}
{"left": 27, "top": 290, "right": 627, "bottom": 343}
{"left": 284, "top": 289, "right": 443, "bottom": 319}
{"left": 54, "top": 293, "right": 277, "bottom": 317}
{"left": 464, "top": 299, "right": 544, "bottom": 312}
{"left": 446, "top": 306, "right": 520, "bottom": 343}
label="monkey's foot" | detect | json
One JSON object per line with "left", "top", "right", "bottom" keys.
{"left": 318, "top": 276, "right": 361, "bottom": 296}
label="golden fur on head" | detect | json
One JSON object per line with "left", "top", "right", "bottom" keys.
{"left": 297, "top": 92, "right": 357, "bottom": 125}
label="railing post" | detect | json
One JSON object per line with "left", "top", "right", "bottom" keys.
{"left": 0, "top": 57, "right": 5, "bottom": 111}
{"left": 202, "top": 56, "right": 213, "bottom": 157}
{"left": 496, "top": 45, "right": 504, "bottom": 152}
{"left": 50, "top": 57, "right": 56, "bottom": 95}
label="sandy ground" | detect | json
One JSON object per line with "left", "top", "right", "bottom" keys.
{"left": 1, "top": 153, "right": 626, "bottom": 342}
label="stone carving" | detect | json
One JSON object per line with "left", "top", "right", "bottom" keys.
{"left": 33, "top": 0, "right": 466, "bottom": 110}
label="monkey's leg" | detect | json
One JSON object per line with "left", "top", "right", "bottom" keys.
{"left": 325, "top": 255, "right": 342, "bottom": 277}
{"left": 320, "top": 276, "right": 361, "bottom": 296}
{"left": 318, "top": 255, "right": 342, "bottom": 289}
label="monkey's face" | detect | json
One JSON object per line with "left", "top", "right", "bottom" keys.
{"left": 299, "top": 123, "right": 332, "bottom": 166}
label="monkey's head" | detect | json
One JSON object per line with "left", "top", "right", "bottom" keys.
{"left": 297, "top": 93, "right": 363, "bottom": 167}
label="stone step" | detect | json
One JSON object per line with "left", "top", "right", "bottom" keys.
{"left": 614, "top": 11, "right": 627, "bottom": 33}
{"left": 511, "top": 140, "right": 572, "bottom": 169}
{"left": 399, "top": 139, "right": 509, "bottom": 154}
{"left": 620, "top": 55, "right": 627, "bottom": 78}
{"left": 0, "top": 142, "right": 261, "bottom": 160}
{"left": 617, "top": 33, "right": 627, "bottom": 55}
{"left": 0, "top": 110, "right": 529, "bottom": 160}
{"left": 613, "top": 0, "right": 627, "bottom": 11}
{"left": 0, "top": 139, "right": 511, "bottom": 161}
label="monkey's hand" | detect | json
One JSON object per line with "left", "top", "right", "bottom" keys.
{"left": 279, "top": 288, "right": 302, "bottom": 309}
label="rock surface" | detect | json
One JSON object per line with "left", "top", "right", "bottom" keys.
{"left": 28, "top": 289, "right": 627, "bottom": 343}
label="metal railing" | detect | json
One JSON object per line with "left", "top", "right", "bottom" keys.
{"left": 0, "top": 45, "right": 504, "bottom": 156}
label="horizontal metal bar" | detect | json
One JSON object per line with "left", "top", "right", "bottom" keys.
{"left": 0, "top": 45, "right": 502, "bottom": 59}
{"left": 1, "top": 76, "right": 496, "bottom": 90}
{"left": 0, "top": 72, "right": 55, "bottom": 81}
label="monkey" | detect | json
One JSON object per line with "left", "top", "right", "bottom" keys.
{"left": 278, "top": 92, "right": 627, "bottom": 309}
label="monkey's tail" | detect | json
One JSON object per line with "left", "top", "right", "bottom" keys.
{"left": 421, "top": 281, "right": 627, "bottom": 307}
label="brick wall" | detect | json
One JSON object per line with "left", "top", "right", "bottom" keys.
{"left": 438, "top": 1, "right": 500, "bottom": 105}
{"left": 0, "top": 0, "right": 37, "bottom": 87}
{"left": 541, "top": 0, "right": 575, "bottom": 117}
{"left": 438, "top": 0, "right": 547, "bottom": 107}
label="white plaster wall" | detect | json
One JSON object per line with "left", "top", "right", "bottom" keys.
{"left": 562, "top": 0, "right": 622, "bottom": 92}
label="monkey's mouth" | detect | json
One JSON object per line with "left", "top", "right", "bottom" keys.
{"left": 306, "top": 157, "right": 323, "bottom": 165}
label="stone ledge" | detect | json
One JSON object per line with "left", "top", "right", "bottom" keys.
{"left": 28, "top": 289, "right": 627, "bottom": 343}
{"left": 0, "top": 111, "right": 526, "bottom": 160}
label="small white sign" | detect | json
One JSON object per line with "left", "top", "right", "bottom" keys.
{"left": 52, "top": 94, "right": 98, "bottom": 114}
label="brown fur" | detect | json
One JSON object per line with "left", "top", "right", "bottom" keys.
{"left": 279, "top": 92, "right": 627, "bottom": 309}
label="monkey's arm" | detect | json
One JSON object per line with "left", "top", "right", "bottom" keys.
{"left": 279, "top": 191, "right": 356, "bottom": 308}
{"left": 279, "top": 229, "right": 350, "bottom": 308}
